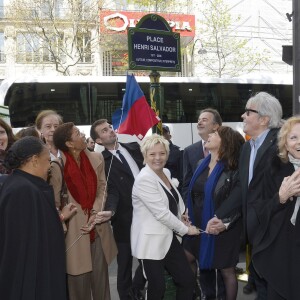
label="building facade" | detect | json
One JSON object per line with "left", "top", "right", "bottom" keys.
{"left": 0, "top": 0, "right": 293, "bottom": 79}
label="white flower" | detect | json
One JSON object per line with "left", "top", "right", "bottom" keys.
{"left": 171, "top": 177, "right": 179, "bottom": 188}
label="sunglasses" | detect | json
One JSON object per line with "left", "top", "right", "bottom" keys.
{"left": 245, "top": 108, "right": 259, "bottom": 116}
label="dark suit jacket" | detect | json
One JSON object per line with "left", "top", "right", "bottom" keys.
{"left": 165, "top": 141, "right": 183, "bottom": 193}
{"left": 182, "top": 140, "right": 204, "bottom": 203}
{"left": 102, "top": 142, "right": 144, "bottom": 243}
{"left": 252, "top": 156, "right": 299, "bottom": 299}
{"left": 216, "top": 128, "right": 279, "bottom": 245}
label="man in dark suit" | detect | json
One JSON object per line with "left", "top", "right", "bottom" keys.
{"left": 90, "top": 119, "right": 145, "bottom": 300}
{"left": 182, "top": 108, "right": 225, "bottom": 300}
{"left": 207, "top": 92, "right": 283, "bottom": 300}
{"left": 162, "top": 124, "right": 183, "bottom": 194}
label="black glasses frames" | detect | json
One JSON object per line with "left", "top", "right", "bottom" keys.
{"left": 245, "top": 108, "right": 259, "bottom": 116}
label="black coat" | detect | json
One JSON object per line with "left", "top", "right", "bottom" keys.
{"left": 216, "top": 128, "right": 279, "bottom": 244}
{"left": 184, "top": 167, "right": 242, "bottom": 269}
{"left": 165, "top": 141, "right": 183, "bottom": 193}
{"left": 252, "top": 156, "right": 300, "bottom": 300}
{"left": 0, "top": 169, "right": 66, "bottom": 300}
{"left": 102, "top": 142, "right": 144, "bottom": 242}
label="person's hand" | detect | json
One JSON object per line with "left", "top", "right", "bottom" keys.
{"left": 61, "top": 203, "right": 77, "bottom": 221}
{"left": 181, "top": 211, "right": 191, "bottom": 226}
{"left": 187, "top": 225, "right": 200, "bottom": 235}
{"left": 279, "top": 168, "right": 300, "bottom": 204}
{"left": 81, "top": 214, "right": 96, "bottom": 234}
{"left": 94, "top": 211, "right": 113, "bottom": 224}
{"left": 206, "top": 216, "right": 226, "bottom": 235}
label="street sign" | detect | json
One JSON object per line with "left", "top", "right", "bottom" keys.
{"left": 128, "top": 14, "right": 181, "bottom": 72}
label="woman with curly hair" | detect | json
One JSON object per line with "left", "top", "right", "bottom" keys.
{"left": 50, "top": 122, "right": 117, "bottom": 300}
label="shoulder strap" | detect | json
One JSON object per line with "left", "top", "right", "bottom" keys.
{"left": 49, "top": 160, "right": 69, "bottom": 208}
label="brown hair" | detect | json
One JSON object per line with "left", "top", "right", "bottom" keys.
{"left": 90, "top": 119, "right": 108, "bottom": 141}
{"left": 217, "top": 126, "right": 245, "bottom": 170}
{"left": 53, "top": 122, "right": 74, "bottom": 152}
{"left": 15, "top": 126, "right": 40, "bottom": 140}
{"left": 0, "top": 118, "right": 16, "bottom": 150}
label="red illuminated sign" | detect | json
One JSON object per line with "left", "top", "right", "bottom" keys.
{"left": 100, "top": 11, "right": 195, "bottom": 37}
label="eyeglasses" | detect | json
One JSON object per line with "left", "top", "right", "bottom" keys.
{"left": 245, "top": 108, "right": 259, "bottom": 116}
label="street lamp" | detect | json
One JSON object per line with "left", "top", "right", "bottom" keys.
{"left": 191, "top": 38, "right": 207, "bottom": 76}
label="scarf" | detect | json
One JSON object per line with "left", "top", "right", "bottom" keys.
{"left": 288, "top": 154, "right": 300, "bottom": 225}
{"left": 63, "top": 151, "right": 97, "bottom": 241}
{"left": 187, "top": 154, "right": 224, "bottom": 269}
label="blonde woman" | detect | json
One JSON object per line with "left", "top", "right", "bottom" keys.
{"left": 131, "top": 134, "right": 199, "bottom": 300}
{"left": 253, "top": 116, "right": 300, "bottom": 300}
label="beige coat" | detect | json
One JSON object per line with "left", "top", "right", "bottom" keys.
{"left": 50, "top": 149, "right": 117, "bottom": 275}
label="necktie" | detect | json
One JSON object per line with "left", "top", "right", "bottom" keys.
{"left": 116, "top": 150, "right": 133, "bottom": 176}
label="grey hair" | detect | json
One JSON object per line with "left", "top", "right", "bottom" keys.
{"left": 247, "top": 92, "right": 283, "bottom": 128}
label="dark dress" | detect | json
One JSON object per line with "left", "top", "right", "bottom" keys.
{"left": 184, "top": 167, "right": 242, "bottom": 269}
{"left": 0, "top": 169, "right": 67, "bottom": 300}
{"left": 252, "top": 156, "right": 300, "bottom": 300}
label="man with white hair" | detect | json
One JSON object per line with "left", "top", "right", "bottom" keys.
{"left": 207, "top": 92, "right": 283, "bottom": 300}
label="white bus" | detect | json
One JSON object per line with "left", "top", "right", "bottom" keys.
{"left": 0, "top": 74, "right": 293, "bottom": 149}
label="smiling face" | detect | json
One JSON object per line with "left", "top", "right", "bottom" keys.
{"left": 67, "top": 126, "right": 87, "bottom": 152}
{"left": 144, "top": 143, "right": 168, "bottom": 174}
{"left": 241, "top": 105, "right": 269, "bottom": 139}
{"left": 285, "top": 123, "right": 300, "bottom": 160}
{"left": 205, "top": 131, "right": 221, "bottom": 153}
{"left": 197, "top": 112, "right": 219, "bottom": 141}
{"left": 0, "top": 125, "right": 8, "bottom": 151}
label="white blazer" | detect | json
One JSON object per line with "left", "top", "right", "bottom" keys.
{"left": 131, "top": 164, "right": 188, "bottom": 260}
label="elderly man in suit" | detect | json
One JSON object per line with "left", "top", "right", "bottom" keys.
{"left": 182, "top": 108, "right": 225, "bottom": 300}
{"left": 207, "top": 92, "right": 283, "bottom": 300}
{"left": 90, "top": 119, "right": 146, "bottom": 300}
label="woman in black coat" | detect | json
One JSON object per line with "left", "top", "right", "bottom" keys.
{"left": 184, "top": 126, "right": 245, "bottom": 300}
{"left": 252, "top": 116, "right": 300, "bottom": 300}
{"left": 0, "top": 137, "right": 67, "bottom": 300}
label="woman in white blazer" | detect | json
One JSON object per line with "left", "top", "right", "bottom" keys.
{"left": 131, "top": 134, "right": 199, "bottom": 300}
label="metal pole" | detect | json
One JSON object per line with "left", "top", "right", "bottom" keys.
{"left": 149, "top": 70, "right": 162, "bottom": 134}
{"left": 293, "top": 0, "right": 300, "bottom": 114}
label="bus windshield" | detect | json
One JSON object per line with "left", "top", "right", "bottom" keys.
{"left": 0, "top": 75, "right": 293, "bottom": 128}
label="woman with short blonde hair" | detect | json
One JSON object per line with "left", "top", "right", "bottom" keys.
{"left": 131, "top": 134, "right": 199, "bottom": 300}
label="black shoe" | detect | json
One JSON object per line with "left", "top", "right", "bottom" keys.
{"left": 243, "top": 282, "right": 256, "bottom": 294}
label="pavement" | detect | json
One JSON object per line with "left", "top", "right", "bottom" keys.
{"left": 108, "top": 252, "right": 257, "bottom": 300}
